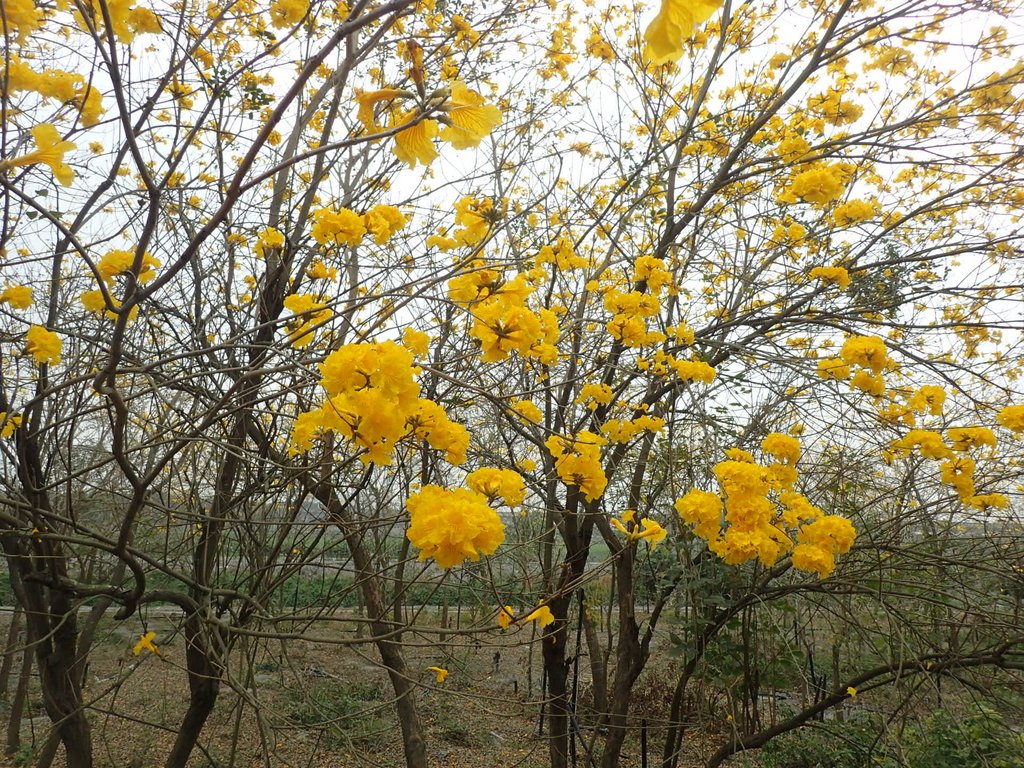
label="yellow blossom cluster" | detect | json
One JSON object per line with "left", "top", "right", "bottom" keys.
{"left": 311, "top": 204, "right": 406, "bottom": 248}
{"left": 355, "top": 81, "right": 501, "bottom": 168}
{"left": 96, "top": 249, "right": 161, "bottom": 283}
{"left": 791, "top": 515, "right": 857, "bottom": 578}
{"left": 545, "top": 431, "right": 608, "bottom": 502}
{"left": 290, "top": 341, "right": 468, "bottom": 465}
{"left": 282, "top": 293, "right": 333, "bottom": 347}
{"left": 780, "top": 162, "right": 855, "bottom": 207}
{"left": 406, "top": 485, "right": 504, "bottom": 569}
{"left": 643, "top": 0, "right": 724, "bottom": 65}
{"left": 4, "top": 57, "right": 104, "bottom": 127}
{"left": 3, "top": 0, "right": 42, "bottom": 42}
{"left": 1, "top": 412, "right": 23, "bottom": 439}
{"left": 633, "top": 256, "right": 673, "bottom": 293}
{"left": 808, "top": 89, "right": 864, "bottom": 126}
{"left": 600, "top": 414, "right": 665, "bottom": 444}
{"left": 449, "top": 265, "right": 559, "bottom": 364}
{"left": 254, "top": 227, "right": 286, "bottom": 258}
{"left": 817, "top": 335, "right": 889, "bottom": 397}
{"left": 536, "top": 237, "right": 587, "bottom": 270}
{"left": 401, "top": 328, "right": 430, "bottom": 357}
{"left": 907, "top": 385, "right": 946, "bottom": 417}
{"left": 585, "top": 29, "right": 615, "bottom": 61}
{"left": 306, "top": 260, "right": 338, "bottom": 281}
{"left": 889, "top": 422, "right": 1006, "bottom": 510}
{"left": 809, "top": 266, "right": 851, "bottom": 290}
{"left": 675, "top": 437, "right": 856, "bottom": 577}
{"left": 611, "top": 510, "right": 668, "bottom": 550}
{"left": 511, "top": 399, "right": 544, "bottom": 422}
{"left": 0, "top": 124, "right": 76, "bottom": 187}
{"left": 605, "top": 288, "right": 665, "bottom": 347}
{"left": 81, "top": 290, "right": 137, "bottom": 322}
{"left": 427, "top": 197, "right": 496, "bottom": 251}
{"left": 577, "top": 383, "right": 614, "bottom": 410}
{"left": 466, "top": 467, "right": 526, "bottom": 506}
{"left": 0, "top": 286, "right": 33, "bottom": 310}
{"left": 831, "top": 199, "right": 878, "bottom": 227}
{"left": 269, "top": 0, "right": 308, "bottom": 27}
{"left": 539, "top": 16, "right": 576, "bottom": 79}
{"left": 25, "top": 325, "right": 62, "bottom": 365}
{"left": 74, "top": 0, "right": 163, "bottom": 44}
{"left": 998, "top": 405, "right": 1024, "bottom": 433}
{"left": 498, "top": 604, "right": 554, "bottom": 630}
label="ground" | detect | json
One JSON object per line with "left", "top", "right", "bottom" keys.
{"left": 0, "top": 607, "right": 724, "bottom": 768}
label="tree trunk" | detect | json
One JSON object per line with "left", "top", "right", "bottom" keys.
{"left": 599, "top": 548, "right": 646, "bottom": 768}
{"left": 164, "top": 618, "right": 223, "bottom": 768}
{"left": 542, "top": 594, "right": 573, "bottom": 768}
{"left": 5, "top": 636, "right": 32, "bottom": 755}
{"left": 582, "top": 606, "right": 608, "bottom": 719}
{"left": 0, "top": 606, "right": 23, "bottom": 697}
{"left": 315, "top": 483, "right": 428, "bottom": 768}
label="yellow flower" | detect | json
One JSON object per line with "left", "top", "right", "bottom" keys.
{"left": 97, "top": 249, "right": 161, "bottom": 283}
{"left": 643, "top": 0, "right": 723, "bottom": 65}
{"left": 497, "top": 605, "right": 515, "bottom": 630}
{"left": 362, "top": 204, "right": 408, "bottom": 244}
{"left": 840, "top": 335, "right": 889, "bottom": 374}
{"left": 269, "top": 0, "right": 309, "bottom": 27}
{"left": 791, "top": 543, "right": 835, "bottom": 578}
{"left": 25, "top": 325, "right": 62, "bottom": 365}
{"left": 809, "top": 266, "right": 852, "bottom": 291}
{"left": 132, "top": 631, "right": 160, "bottom": 655}
{"left": 784, "top": 164, "right": 851, "bottom": 207}
{"left": 1, "top": 124, "right": 76, "bottom": 187}
{"left": 846, "top": 686, "right": 857, "bottom": 697}
{"left": 427, "top": 666, "right": 448, "bottom": 683}
{"left": 511, "top": 400, "right": 543, "bottom": 422}
{"left": 946, "top": 427, "right": 997, "bottom": 453}
{"left": 127, "top": 7, "right": 162, "bottom": 34}
{"left": 0, "top": 285, "right": 34, "bottom": 310}
{"left": 354, "top": 88, "right": 406, "bottom": 133}
{"left": 306, "top": 259, "right": 338, "bottom": 281}
{"left": 401, "top": 328, "right": 430, "bottom": 357}
{"left": 3, "top": 0, "right": 42, "bottom": 43}
{"left": 392, "top": 111, "right": 439, "bottom": 168}
{"left": 546, "top": 431, "right": 608, "bottom": 501}
{"left": 997, "top": 405, "right": 1024, "bottom": 433}
{"left": 254, "top": 227, "right": 286, "bottom": 258}
{"left": 406, "top": 485, "right": 505, "bottom": 569}
{"left": 283, "top": 293, "right": 333, "bottom": 348}
{"left": 439, "top": 82, "right": 503, "bottom": 149}
{"left": 311, "top": 207, "right": 366, "bottom": 246}
{"left": 81, "top": 290, "right": 137, "bottom": 322}
{"left": 466, "top": 467, "right": 526, "bottom": 506}
{"left": 523, "top": 605, "right": 555, "bottom": 627}
{"left": 611, "top": 511, "right": 668, "bottom": 550}
{"left": 816, "top": 358, "right": 850, "bottom": 381}
{"left": 762, "top": 433, "right": 801, "bottom": 464}
{"left": 1, "top": 413, "right": 23, "bottom": 439}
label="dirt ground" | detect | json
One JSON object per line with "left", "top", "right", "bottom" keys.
{"left": 0, "top": 608, "right": 725, "bottom": 768}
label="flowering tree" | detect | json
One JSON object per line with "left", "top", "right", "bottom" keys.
{"left": 3, "top": 0, "right": 1024, "bottom": 767}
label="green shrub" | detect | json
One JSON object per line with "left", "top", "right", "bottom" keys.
{"left": 905, "top": 707, "right": 1024, "bottom": 768}
{"left": 284, "top": 679, "right": 391, "bottom": 748}
{"left": 759, "top": 718, "right": 896, "bottom": 768}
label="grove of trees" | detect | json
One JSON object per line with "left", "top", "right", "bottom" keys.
{"left": 2, "top": 0, "right": 1024, "bottom": 766}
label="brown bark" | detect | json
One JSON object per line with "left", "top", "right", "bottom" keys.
{"left": 598, "top": 548, "right": 646, "bottom": 768}
{"left": 0, "top": 606, "right": 23, "bottom": 697}
{"left": 5, "top": 633, "right": 31, "bottom": 755}
{"left": 582, "top": 606, "right": 608, "bottom": 719}
{"left": 163, "top": 616, "right": 224, "bottom": 768}
{"left": 315, "top": 483, "right": 428, "bottom": 768}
